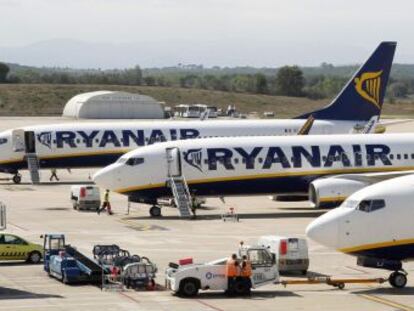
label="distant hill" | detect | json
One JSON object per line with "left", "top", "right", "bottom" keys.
{"left": 6, "top": 60, "right": 414, "bottom": 81}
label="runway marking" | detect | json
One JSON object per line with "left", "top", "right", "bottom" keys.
{"left": 119, "top": 218, "right": 169, "bottom": 231}
{"left": 119, "top": 291, "right": 141, "bottom": 304}
{"left": 358, "top": 294, "right": 414, "bottom": 311}
{"left": 345, "top": 266, "right": 369, "bottom": 274}
{"left": 196, "top": 299, "right": 225, "bottom": 311}
{"left": 7, "top": 222, "right": 28, "bottom": 231}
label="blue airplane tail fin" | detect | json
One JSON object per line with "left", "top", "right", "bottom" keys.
{"left": 297, "top": 42, "right": 396, "bottom": 121}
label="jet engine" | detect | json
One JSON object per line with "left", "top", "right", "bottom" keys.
{"left": 309, "top": 178, "right": 370, "bottom": 208}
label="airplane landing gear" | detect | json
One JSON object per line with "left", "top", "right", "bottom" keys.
{"left": 149, "top": 206, "right": 162, "bottom": 217}
{"left": 389, "top": 271, "right": 408, "bottom": 288}
{"left": 12, "top": 173, "right": 22, "bottom": 184}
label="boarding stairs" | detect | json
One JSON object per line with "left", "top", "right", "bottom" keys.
{"left": 169, "top": 177, "right": 192, "bottom": 218}
{"left": 26, "top": 153, "right": 40, "bottom": 184}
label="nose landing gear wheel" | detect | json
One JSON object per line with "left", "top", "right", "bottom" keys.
{"left": 149, "top": 206, "right": 162, "bottom": 217}
{"left": 389, "top": 271, "right": 407, "bottom": 288}
{"left": 12, "top": 174, "right": 22, "bottom": 184}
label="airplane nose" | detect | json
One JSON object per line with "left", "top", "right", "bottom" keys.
{"left": 93, "top": 164, "right": 117, "bottom": 190}
{"left": 306, "top": 212, "right": 339, "bottom": 249}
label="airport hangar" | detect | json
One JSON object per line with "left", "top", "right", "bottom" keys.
{"left": 62, "top": 91, "right": 166, "bottom": 119}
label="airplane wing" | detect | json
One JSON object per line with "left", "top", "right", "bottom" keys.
{"left": 327, "top": 170, "right": 414, "bottom": 183}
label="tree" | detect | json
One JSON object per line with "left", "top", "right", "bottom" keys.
{"left": 255, "top": 73, "right": 268, "bottom": 94}
{"left": 275, "top": 66, "right": 304, "bottom": 96}
{"left": 388, "top": 82, "right": 408, "bottom": 98}
{"left": 143, "top": 76, "right": 156, "bottom": 86}
{"left": 0, "top": 63, "right": 10, "bottom": 83}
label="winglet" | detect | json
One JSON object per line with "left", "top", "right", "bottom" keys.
{"left": 297, "top": 115, "right": 315, "bottom": 135}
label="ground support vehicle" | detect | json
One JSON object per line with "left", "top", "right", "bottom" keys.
{"left": 93, "top": 244, "right": 157, "bottom": 290}
{"left": 0, "top": 232, "right": 42, "bottom": 264}
{"left": 43, "top": 234, "right": 102, "bottom": 284}
{"left": 258, "top": 236, "right": 309, "bottom": 275}
{"left": 70, "top": 185, "right": 101, "bottom": 211}
{"left": 165, "top": 246, "right": 279, "bottom": 297}
{"left": 123, "top": 258, "right": 157, "bottom": 290}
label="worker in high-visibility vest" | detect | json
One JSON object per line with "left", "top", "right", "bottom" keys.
{"left": 225, "top": 253, "right": 239, "bottom": 294}
{"left": 241, "top": 255, "right": 252, "bottom": 292}
{"left": 98, "top": 189, "right": 113, "bottom": 215}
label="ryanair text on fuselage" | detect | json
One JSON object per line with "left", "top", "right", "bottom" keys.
{"left": 38, "top": 129, "right": 200, "bottom": 149}
{"left": 183, "top": 144, "right": 392, "bottom": 171}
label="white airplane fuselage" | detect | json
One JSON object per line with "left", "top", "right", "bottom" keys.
{"left": 0, "top": 119, "right": 364, "bottom": 174}
{"left": 93, "top": 133, "right": 414, "bottom": 204}
{"left": 307, "top": 174, "right": 414, "bottom": 261}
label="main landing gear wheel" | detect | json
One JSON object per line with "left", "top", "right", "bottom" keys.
{"left": 149, "top": 206, "right": 162, "bottom": 217}
{"left": 389, "top": 271, "right": 407, "bottom": 288}
{"left": 12, "top": 174, "right": 22, "bottom": 184}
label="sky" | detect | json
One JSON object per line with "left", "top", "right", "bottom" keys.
{"left": 0, "top": 0, "right": 413, "bottom": 68}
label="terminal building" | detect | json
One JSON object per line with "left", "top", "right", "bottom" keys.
{"left": 62, "top": 91, "right": 165, "bottom": 119}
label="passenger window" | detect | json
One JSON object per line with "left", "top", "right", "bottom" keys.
{"left": 411, "top": 154, "right": 414, "bottom": 159}
{"left": 390, "top": 154, "right": 394, "bottom": 160}
{"left": 234, "top": 158, "right": 239, "bottom": 164}
{"left": 397, "top": 154, "right": 401, "bottom": 160}
{"left": 404, "top": 154, "right": 408, "bottom": 160}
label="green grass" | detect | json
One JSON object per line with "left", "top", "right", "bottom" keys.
{"left": 0, "top": 83, "right": 412, "bottom": 118}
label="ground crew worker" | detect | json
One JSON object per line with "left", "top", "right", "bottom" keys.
{"left": 49, "top": 168, "right": 59, "bottom": 181}
{"left": 98, "top": 189, "right": 113, "bottom": 215}
{"left": 190, "top": 196, "right": 197, "bottom": 219}
{"left": 241, "top": 255, "right": 252, "bottom": 291}
{"left": 225, "top": 253, "right": 239, "bottom": 294}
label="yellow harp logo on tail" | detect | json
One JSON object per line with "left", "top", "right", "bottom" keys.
{"left": 354, "top": 71, "right": 383, "bottom": 109}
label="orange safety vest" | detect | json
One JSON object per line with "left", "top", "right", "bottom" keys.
{"left": 225, "top": 259, "right": 238, "bottom": 277}
{"left": 241, "top": 260, "right": 252, "bottom": 277}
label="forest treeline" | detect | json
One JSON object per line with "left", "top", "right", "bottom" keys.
{"left": 1, "top": 62, "right": 414, "bottom": 100}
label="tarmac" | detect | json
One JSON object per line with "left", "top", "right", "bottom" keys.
{"left": 0, "top": 117, "right": 414, "bottom": 311}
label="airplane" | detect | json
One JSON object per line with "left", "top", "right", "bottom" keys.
{"left": 93, "top": 133, "right": 414, "bottom": 217}
{"left": 306, "top": 174, "right": 414, "bottom": 288}
{"left": 0, "top": 41, "right": 395, "bottom": 184}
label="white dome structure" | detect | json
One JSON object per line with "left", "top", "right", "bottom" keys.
{"left": 63, "top": 91, "right": 165, "bottom": 119}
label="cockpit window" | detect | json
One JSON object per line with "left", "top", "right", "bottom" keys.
{"left": 357, "top": 199, "right": 385, "bottom": 212}
{"left": 0, "top": 138, "right": 7, "bottom": 145}
{"left": 342, "top": 200, "right": 359, "bottom": 209}
{"left": 117, "top": 157, "right": 127, "bottom": 164}
{"left": 126, "top": 157, "right": 145, "bottom": 166}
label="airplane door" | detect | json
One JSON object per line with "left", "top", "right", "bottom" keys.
{"left": 24, "top": 131, "right": 36, "bottom": 153}
{"left": 166, "top": 147, "right": 182, "bottom": 177}
{"left": 11, "top": 129, "right": 25, "bottom": 152}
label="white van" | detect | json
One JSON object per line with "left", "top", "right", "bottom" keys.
{"left": 258, "top": 235, "right": 309, "bottom": 275}
{"left": 70, "top": 185, "right": 101, "bottom": 211}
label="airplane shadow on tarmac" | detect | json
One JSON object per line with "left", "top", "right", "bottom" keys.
{"left": 0, "top": 287, "right": 63, "bottom": 300}
{"left": 192, "top": 290, "right": 302, "bottom": 300}
{"left": 126, "top": 211, "right": 325, "bottom": 221}
{"left": 2, "top": 181, "right": 94, "bottom": 186}
{"left": 353, "top": 286, "right": 414, "bottom": 296}
{"left": 0, "top": 262, "right": 42, "bottom": 267}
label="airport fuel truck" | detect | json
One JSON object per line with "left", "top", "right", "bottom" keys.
{"left": 165, "top": 245, "right": 279, "bottom": 297}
